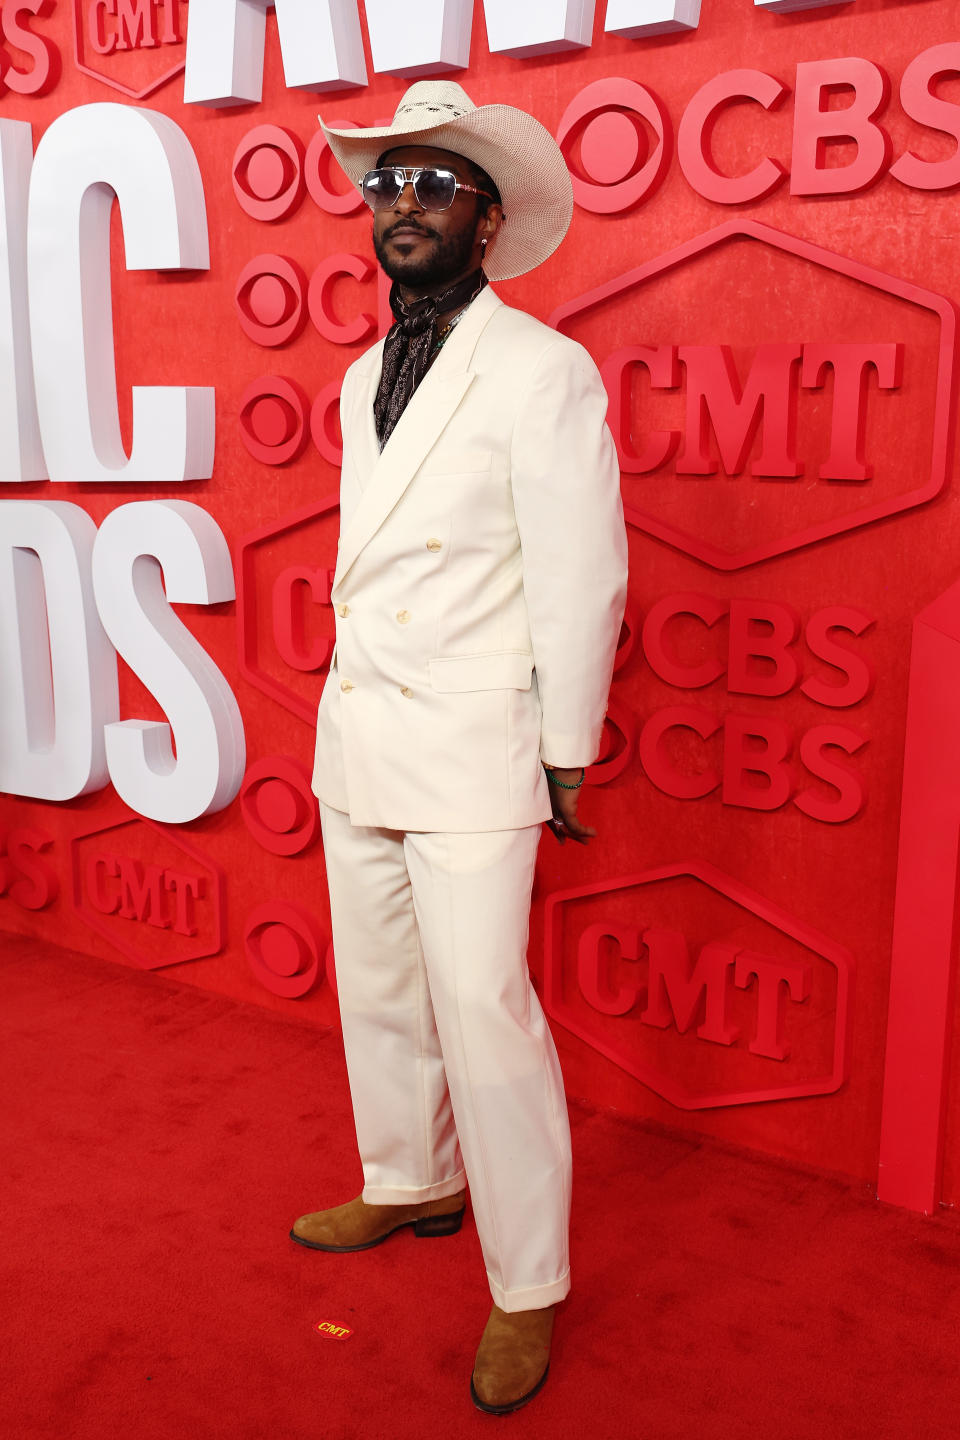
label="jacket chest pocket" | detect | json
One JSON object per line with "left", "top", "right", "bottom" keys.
{"left": 418, "top": 452, "right": 493, "bottom": 485}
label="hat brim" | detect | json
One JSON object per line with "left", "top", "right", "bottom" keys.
{"left": 319, "top": 103, "right": 573, "bottom": 282}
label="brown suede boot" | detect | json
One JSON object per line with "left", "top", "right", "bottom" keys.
{"left": 470, "top": 1302, "right": 555, "bottom": 1415}
{"left": 289, "top": 1191, "right": 466, "bottom": 1252}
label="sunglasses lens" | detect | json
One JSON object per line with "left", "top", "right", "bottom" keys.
{"left": 361, "top": 169, "right": 402, "bottom": 210}
{"left": 361, "top": 168, "right": 460, "bottom": 211}
{"left": 414, "top": 170, "right": 458, "bottom": 210}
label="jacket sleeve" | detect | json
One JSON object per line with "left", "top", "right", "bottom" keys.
{"left": 509, "top": 335, "right": 628, "bottom": 767}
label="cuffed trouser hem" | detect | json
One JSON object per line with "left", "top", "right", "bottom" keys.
{"left": 361, "top": 1171, "right": 467, "bottom": 1205}
{"left": 488, "top": 1268, "right": 571, "bottom": 1313}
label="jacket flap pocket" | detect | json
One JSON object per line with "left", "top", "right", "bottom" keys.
{"left": 429, "top": 652, "right": 534, "bottom": 693}
{"left": 419, "top": 453, "right": 492, "bottom": 479}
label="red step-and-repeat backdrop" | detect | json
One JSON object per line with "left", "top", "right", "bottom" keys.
{"left": 3, "top": 0, "right": 960, "bottom": 1215}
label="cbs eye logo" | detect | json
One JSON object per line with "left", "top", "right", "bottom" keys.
{"left": 232, "top": 125, "right": 306, "bottom": 221}
{"left": 235, "top": 255, "right": 308, "bottom": 347}
{"left": 238, "top": 375, "right": 312, "bottom": 466}
{"left": 557, "top": 77, "right": 672, "bottom": 214}
{"left": 239, "top": 758, "right": 329, "bottom": 1000}
{"left": 244, "top": 899, "right": 331, "bottom": 999}
{"left": 232, "top": 120, "right": 368, "bottom": 221}
{"left": 241, "top": 757, "right": 321, "bottom": 856}
{"left": 236, "top": 373, "right": 343, "bottom": 468}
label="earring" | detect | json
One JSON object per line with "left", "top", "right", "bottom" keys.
{"left": 481, "top": 237, "right": 488, "bottom": 264}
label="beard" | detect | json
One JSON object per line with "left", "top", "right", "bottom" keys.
{"left": 373, "top": 218, "right": 477, "bottom": 289}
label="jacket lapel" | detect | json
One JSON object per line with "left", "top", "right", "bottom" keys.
{"left": 333, "top": 286, "right": 502, "bottom": 594}
{"left": 346, "top": 342, "right": 384, "bottom": 489}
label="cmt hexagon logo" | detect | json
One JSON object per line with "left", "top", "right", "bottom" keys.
{"left": 237, "top": 496, "right": 340, "bottom": 726}
{"left": 73, "top": 0, "right": 188, "bottom": 100}
{"left": 70, "top": 815, "right": 225, "bottom": 970}
{"left": 542, "top": 861, "right": 851, "bottom": 1109}
{"left": 551, "top": 219, "right": 958, "bottom": 570}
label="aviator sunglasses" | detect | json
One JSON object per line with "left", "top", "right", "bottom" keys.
{"left": 361, "top": 165, "right": 497, "bottom": 213}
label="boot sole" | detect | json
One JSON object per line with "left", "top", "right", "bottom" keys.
{"left": 289, "top": 1208, "right": 465, "bottom": 1253}
{"left": 470, "top": 1362, "right": 550, "bottom": 1415}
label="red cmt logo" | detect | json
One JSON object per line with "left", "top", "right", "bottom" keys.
{"left": 543, "top": 861, "right": 852, "bottom": 1109}
{"left": 237, "top": 498, "right": 340, "bottom": 726}
{"left": 70, "top": 815, "right": 225, "bottom": 970}
{"left": 551, "top": 219, "right": 958, "bottom": 570}
{"left": 73, "top": 0, "right": 188, "bottom": 100}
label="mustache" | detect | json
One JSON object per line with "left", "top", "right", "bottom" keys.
{"left": 382, "top": 219, "right": 437, "bottom": 241}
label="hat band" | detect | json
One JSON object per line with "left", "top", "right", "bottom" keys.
{"left": 393, "top": 100, "right": 472, "bottom": 125}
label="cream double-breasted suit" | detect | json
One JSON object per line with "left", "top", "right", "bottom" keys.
{"left": 312, "top": 284, "right": 628, "bottom": 1311}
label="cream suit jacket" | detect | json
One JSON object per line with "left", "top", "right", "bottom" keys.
{"left": 311, "top": 284, "right": 628, "bottom": 833}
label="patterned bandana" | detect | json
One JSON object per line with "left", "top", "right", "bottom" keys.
{"left": 373, "top": 269, "right": 487, "bottom": 449}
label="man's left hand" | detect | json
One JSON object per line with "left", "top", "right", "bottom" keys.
{"left": 546, "top": 768, "right": 596, "bottom": 846}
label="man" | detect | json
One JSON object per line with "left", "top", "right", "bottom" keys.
{"left": 294, "top": 80, "right": 628, "bottom": 1415}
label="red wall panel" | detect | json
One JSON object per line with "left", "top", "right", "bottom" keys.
{"left": 4, "top": 0, "right": 960, "bottom": 1211}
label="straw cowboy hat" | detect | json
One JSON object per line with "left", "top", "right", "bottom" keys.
{"left": 319, "top": 80, "right": 574, "bottom": 282}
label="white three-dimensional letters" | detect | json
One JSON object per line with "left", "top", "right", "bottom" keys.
{"left": 27, "top": 104, "right": 214, "bottom": 485}
{"left": 605, "top": 0, "right": 702, "bottom": 36}
{"left": 0, "top": 120, "right": 45, "bottom": 484}
{"left": 484, "top": 0, "right": 595, "bottom": 57}
{"left": 0, "top": 502, "right": 118, "bottom": 801}
{"left": 184, "top": 0, "right": 367, "bottom": 104}
{"left": 92, "top": 501, "right": 246, "bottom": 823}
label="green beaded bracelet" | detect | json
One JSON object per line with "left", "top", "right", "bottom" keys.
{"left": 545, "top": 767, "right": 585, "bottom": 790}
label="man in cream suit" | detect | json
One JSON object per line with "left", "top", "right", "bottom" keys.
{"left": 292, "top": 80, "right": 628, "bottom": 1415}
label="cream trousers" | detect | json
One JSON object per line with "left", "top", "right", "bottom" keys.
{"left": 319, "top": 802, "right": 572, "bottom": 1312}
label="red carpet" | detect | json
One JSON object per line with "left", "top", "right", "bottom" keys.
{"left": 3, "top": 934, "right": 959, "bottom": 1440}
